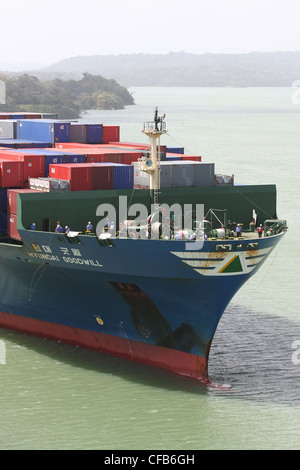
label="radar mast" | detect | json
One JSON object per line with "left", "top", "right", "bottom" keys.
{"left": 139, "top": 107, "right": 167, "bottom": 208}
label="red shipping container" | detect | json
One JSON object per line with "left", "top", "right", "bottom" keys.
{"left": 7, "top": 189, "right": 38, "bottom": 214}
{"left": 8, "top": 213, "right": 21, "bottom": 241}
{"left": 109, "top": 142, "right": 149, "bottom": 150}
{"left": 85, "top": 148, "right": 117, "bottom": 154}
{"left": 85, "top": 154, "right": 107, "bottom": 163}
{"left": 104, "top": 153, "right": 123, "bottom": 164}
{"left": 91, "top": 164, "right": 113, "bottom": 190}
{"left": 25, "top": 114, "right": 42, "bottom": 119}
{"left": 105, "top": 152, "right": 142, "bottom": 165}
{"left": 102, "top": 126, "right": 120, "bottom": 144}
{"left": 21, "top": 154, "right": 44, "bottom": 180}
{"left": 122, "top": 152, "right": 142, "bottom": 164}
{"left": 54, "top": 147, "right": 108, "bottom": 163}
{"left": 0, "top": 151, "right": 45, "bottom": 180}
{"left": 181, "top": 155, "right": 202, "bottom": 162}
{"left": 0, "top": 159, "right": 23, "bottom": 187}
{"left": 55, "top": 143, "right": 95, "bottom": 149}
{"left": 49, "top": 164, "right": 93, "bottom": 191}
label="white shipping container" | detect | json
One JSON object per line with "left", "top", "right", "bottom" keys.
{"left": 194, "top": 162, "right": 215, "bottom": 186}
{"left": 133, "top": 161, "right": 215, "bottom": 188}
{"left": 29, "top": 177, "right": 69, "bottom": 192}
{"left": 0, "top": 120, "right": 17, "bottom": 139}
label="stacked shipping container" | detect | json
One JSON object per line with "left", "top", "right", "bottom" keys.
{"left": 54, "top": 145, "right": 142, "bottom": 165}
{"left": 49, "top": 164, "right": 93, "bottom": 191}
{"left": 0, "top": 120, "right": 17, "bottom": 139}
{"left": 0, "top": 139, "right": 51, "bottom": 148}
{"left": 133, "top": 161, "right": 215, "bottom": 188}
{"left": 0, "top": 160, "right": 24, "bottom": 187}
{"left": 102, "top": 125, "right": 120, "bottom": 144}
{"left": 97, "top": 163, "right": 133, "bottom": 190}
{"left": 166, "top": 146, "right": 184, "bottom": 154}
{"left": 49, "top": 163, "right": 119, "bottom": 191}
{"left": 0, "top": 115, "right": 219, "bottom": 242}
{"left": 166, "top": 153, "right": 202, "bottom": 162}
{"left": 17, "top": 120, "right": 71, "bottom": 144}
{"left": 70, "top": 123, "right": 103, "bottom": 144}
{"left": 0, "top": 113, "right": 50, "bottom": 119}
{"left": 29, "top": 178, "right": 70, "bottom": 192}
{"left": 0, "top": 151, "right": 45, "bottom": 182}
{"left": 7, "top": 188, "right": 38, "bottom": 241}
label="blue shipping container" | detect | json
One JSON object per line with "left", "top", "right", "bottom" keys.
{"left": 9, "top": 115, "right": 25, "bottom": 119}
{"left": 0, "top": 189, "right": 8, "bottom": 212}
{"left": 26, "top": 149, "right": 86, "bottom": 170}
{"left": 70, "top": 123, "right": 103, "bottom": 144}
{"left": 27, "top": 141, "right": 52, "bottom": 148}
{"left": 86, "top": 124, "right": 103, "bottom": 144}
{"left": 17, "top": 120, "right": 70, "bottom": 144}
{"left": 166, "top": 154, "right": 182, "bottom": 160}
{"left": 15, "top": 149, "right": 56, "bottom": 155}
{"left": 166, "top": 146, "right": 184, "bottom": 154}
{"left": 63, "top": 153, "right": 86, "bottom": 164}
{"left": 97, "top": 163, "right": 133, "bottom": 190}
{"left": 19, "top": 149, "right": 66, "bottom": 175}
{"left": 44, "top": 154, "right": 65, "bottom": 176}
{"left": 0, "top": 211, "right": 7, "bottom": 235}
{"left": 0, "top": 139, "right": 50, "bottom": 148}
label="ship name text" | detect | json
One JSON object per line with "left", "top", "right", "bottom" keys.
{"left": 27, "top": 244, "right": 103, "bottom": 268}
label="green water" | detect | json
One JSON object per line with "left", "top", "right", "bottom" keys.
{"left": 1, "top": 87, "right": 300, "bottom": 450}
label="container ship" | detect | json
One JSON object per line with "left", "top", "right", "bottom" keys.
{"left": 0, "top": 109, "right": 287, "bottom": 383}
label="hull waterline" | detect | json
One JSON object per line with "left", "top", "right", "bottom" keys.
{"left": 0, "top": 230, "right": 285, "bottom": 382}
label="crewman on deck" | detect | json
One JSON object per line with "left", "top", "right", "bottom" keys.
{"left": 30, "top": 222, "right": 36, "bottom": 230}
{"left": 174, "top": 230, "right": 183, "bottom": 240}
{"left": 55, "top": 222, "right": 63, "bottom": 233}
{"left": 86, "top": 221, "right": 93, "bottom": 234}
{"left": 104, "top": 218, "right": 110, "bottom": 232}
{"left": 109, "top": 221, "right": 115, "bottom": 236}
{"left": 236, "top": 224, "right": 242, "bottom": 237}
{"left": 65, "top": 226, "right": 70, "bottom": 235}
{"left": 257, "top": 224, "right": 263, "bottom": 238}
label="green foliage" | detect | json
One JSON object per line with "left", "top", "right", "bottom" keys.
{"left": 0, "top": 73, "right": 134, "bottom": 118}
{"left": 96, "top": 92, "right": 123, "bottom": 109}
{"left": 39, "top": 51, "right": 300, "bottom": 87}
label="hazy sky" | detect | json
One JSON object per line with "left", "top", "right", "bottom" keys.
{"left": 1, "top": 0, "right": 300, "bottom": 69}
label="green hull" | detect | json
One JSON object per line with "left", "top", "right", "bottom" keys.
{"left": 17, "top": 184, "right": 277, "bottom": 234}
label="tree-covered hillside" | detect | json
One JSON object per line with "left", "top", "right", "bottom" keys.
{"left": 0, "top": 73, "right": 134, "bottom": 118}
{"left": 36, "top": 51, "right": 300, "bottom": 87}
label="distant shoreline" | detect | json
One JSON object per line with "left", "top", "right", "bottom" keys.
{"left": 0, "top": 51, "right": 297, "bottom": 88}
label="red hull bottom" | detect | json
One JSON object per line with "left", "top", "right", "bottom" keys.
{"left": 0, "top": 311, "right": 209, "bottom": 383}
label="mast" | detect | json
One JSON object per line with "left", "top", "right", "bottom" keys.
{"left": 139, "top": 107, "right": 167, "bottom": 208}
